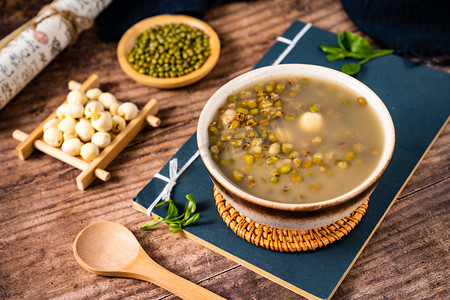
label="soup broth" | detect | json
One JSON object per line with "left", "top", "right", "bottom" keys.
{"left": 208, "top": 76, "right": 384, "bottom": 204}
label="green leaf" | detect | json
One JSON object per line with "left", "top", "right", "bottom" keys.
{"left": 319, "top": 45, "right": 343, "bottom": 54}
{"left": 342, "top": 31, "right": 373, "bottom": 56}
{"left": 155, "top": 199, "right": 170, "bottom": 207}
{"left": 320, "top": 30, "right": 394, "bottom": 76}
{"left": 368, "top": 49, "right": 394, "bottom": 59}
{"left": 341, "top": 63, "right": 361, "bottom": 75}
{"left": 140, "top": 194, "right": 200, "bottom": 233}
{"left": 140, "top": 218, "right": 166, "bottom": 230}
{"left": 326, "top": 53, "right": 345, "bottom": 61}
{"left": 164, "top": 215, "right": 186, "bottom": 223}
{"left": 168, "top": 223, "right": 182, "bottom": 233}
{"left": 373, "top": 49, "right": 394, "bottom": 55}
{"left": 337, "top": 31, "right": 346, "bottom": 50}
{"left": 182, "top": 213, "right": 200, "bottom": 226}
{"left": 143, "top": 216, "right": 165, "bottom": 226}
{"left": 184, "top": 194, "right": 197, "bottom": 215}
{"left": 185, "top": 193, "right": 195, "bottom": 203}
{"left": 166, "top": 200, "right": 178, "bottom": 219}
{"left": 345, "top": 52, "right": 368, "bottom": 60}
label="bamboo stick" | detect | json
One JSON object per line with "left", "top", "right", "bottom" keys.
{"left": 68, "top": 80, "right": 82, "bottom": 91}
{"left": 146, "top": 115, "right": 161, "bottom": 127}
{"left": 78, "top": 74, "right": 99, "bottom": 92}
{"left": 12, "top": 129, "right": 110, "bottom": 182}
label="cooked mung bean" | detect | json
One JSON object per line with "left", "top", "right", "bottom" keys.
{"left": 208, "top": 76, "right": 383, "bottom": 204}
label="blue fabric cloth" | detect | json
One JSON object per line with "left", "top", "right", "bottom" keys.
{"left": 341, "top": 0, "right": 450, "bottom": 65}
{"left": 96, "top": 0, "right": 247, "bottom": 42}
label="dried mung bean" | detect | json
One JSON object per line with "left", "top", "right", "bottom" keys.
{"left": 128, "top": 23, "right": 210, "bottom": 78}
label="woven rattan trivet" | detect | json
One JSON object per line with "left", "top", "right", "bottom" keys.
{"left": 214, "top": 187, "right": 369, "bottom": 252}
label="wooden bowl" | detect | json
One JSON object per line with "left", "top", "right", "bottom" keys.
{"left": 117, "top": 15, "right": 220, "bottom": 89}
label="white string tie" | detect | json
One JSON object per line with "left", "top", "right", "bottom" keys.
{"left": 276, "top": 36, "right": 292, "bottom": 45}
{"left": 273, "top": 23, "right": 312, "bottom": 65}
{"left": 146, "top": 150, "right": 200, "bottom": 216}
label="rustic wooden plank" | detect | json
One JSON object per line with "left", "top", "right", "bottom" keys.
{"left": 0, "top": 0, "right": 448, "bottom": 299}
{"left": 335, "top": 177, "right": 450, "bottom": 299}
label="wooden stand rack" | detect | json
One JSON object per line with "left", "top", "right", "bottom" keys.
{"left": 12, "top": 74, "right": 161, "bottom": 190}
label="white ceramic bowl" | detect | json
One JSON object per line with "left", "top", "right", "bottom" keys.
{"left": 197, "top": 64, "right": 395, "bottom": 229}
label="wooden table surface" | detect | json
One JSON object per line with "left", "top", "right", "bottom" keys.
{"left": 1, "top": 1, "right": 448, "bottom": 299}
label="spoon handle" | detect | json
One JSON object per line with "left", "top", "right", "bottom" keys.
{"left": 122, "top": 248, "right": 225, "bottom": 300}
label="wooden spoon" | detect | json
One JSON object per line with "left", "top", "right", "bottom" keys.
{"left": 73, "top": 221, "right": 225, "bottom": 300}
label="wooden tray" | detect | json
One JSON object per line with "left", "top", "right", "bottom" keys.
{"left": 12, "top": 74, "right": 160, "bottom": 190}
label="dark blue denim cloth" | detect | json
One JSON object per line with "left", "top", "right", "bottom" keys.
{"left": 97, "top": 0, "right": 246, "bottom": 42}
{"left": 341, "top": 0, "right": 450, "bottom": 64}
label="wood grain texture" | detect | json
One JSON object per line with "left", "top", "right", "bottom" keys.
{"left": 0, "top": 0, "right": 448, "bottom": 299}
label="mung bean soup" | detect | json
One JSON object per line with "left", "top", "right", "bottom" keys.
{"left": 208, "top": 76, "right": 384, "bottom": 204}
